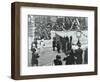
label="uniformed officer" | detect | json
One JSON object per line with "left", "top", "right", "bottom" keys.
{"left": 75, "top": 44, "right": 83, "bottom": 64}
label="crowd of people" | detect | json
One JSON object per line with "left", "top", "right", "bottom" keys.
{"left": 30, "top": 35, "right": 88, "bottom": 66}
{"left": 52, "top": 36, "right": 72, "bottom": 53}
{"left": 53, "top": 36, "right": 88, "bottom": 65}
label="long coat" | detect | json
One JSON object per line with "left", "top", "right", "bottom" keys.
{"left": 54, "top": 59, "right": 62, "bottom": 65}
{"left": 31, "top": 52, "right": 39, "bottom": 66}
{"left": 63, "top": 49, "right": 75, "bottom": 65}
{"left": 75, "top": 48, "right": 83, "bottom": 64}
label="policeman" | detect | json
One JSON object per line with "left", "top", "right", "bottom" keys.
{"left": 75, "top": 44, "right": 83, "bottom": 64}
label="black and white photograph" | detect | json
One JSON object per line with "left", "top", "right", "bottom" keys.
{"left": 28, "top": 15, "right": 88, "bottom": 67}
{"left": 11, "top": 2, "right": 97, "bottom": 79}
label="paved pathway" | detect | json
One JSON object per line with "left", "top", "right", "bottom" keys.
{"left": 28, "top": 47, "right": 66, "bottom": 66}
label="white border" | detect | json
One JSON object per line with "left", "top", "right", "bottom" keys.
{"left": 20, "top": 7, "right": 95, "bottom": 75}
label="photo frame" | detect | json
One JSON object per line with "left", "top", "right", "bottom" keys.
{"left": 11, "top": 2, "right": 98, "bottom": 80}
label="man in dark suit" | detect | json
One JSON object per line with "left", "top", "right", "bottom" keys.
{"left": 70, "top": 36, "right": 72, "bottom": 43}
{"left": 84, "top": 48, "right": 88, "bottom": 64}
{"left": 52, "top": 37, "right": 56, "bottom": 51}
{"left": 75, "top": 44, "right": 83, "bottom": 64}
{"left": 31, "top": 51, "right": 39, "bottom": 66}
{"left": 54, "top": 55, "right": 62, "bottom": 65}
{"left": 31, "top": 42, "right": 40, "bottom": 66}
{"left": 56, "top": 41, "right": 61, "bottom": 53}
{"left": 63, "top": 49, "right": 75, "bottom": 65}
